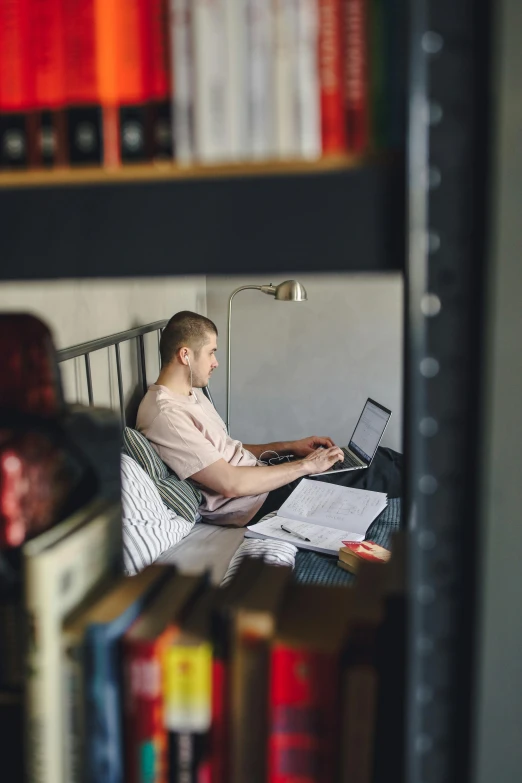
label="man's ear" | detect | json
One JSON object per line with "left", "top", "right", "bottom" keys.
{"left": 178, "top": 346, "right": 190, "bottom": 366}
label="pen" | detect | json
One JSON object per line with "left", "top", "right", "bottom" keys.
{"left": 281, "top": 524, "right": 311, "bottom": 542}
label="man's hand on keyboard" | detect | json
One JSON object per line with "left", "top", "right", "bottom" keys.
{"left": 300, "top": 446, "right": 344, "bottom": 475}
{"left": 290, "top": 435, "right": 336, "bottom": 457}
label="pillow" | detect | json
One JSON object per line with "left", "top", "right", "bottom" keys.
{"left": 122, "top": 427, "right": 202, "bottom": 524}
{"left": 121, "top": 454, "right": 194, "bottom": 576}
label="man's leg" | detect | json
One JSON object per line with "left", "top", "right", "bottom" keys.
{"left": 249, "top": 447, "right": 402, "bottom": 524}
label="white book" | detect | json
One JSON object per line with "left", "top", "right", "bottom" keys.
{"left": 247, "top": 0, "right": 276, "bottom": 158}
{"left": 193, "top": 0, "right": 231, "bottom": 162}
{"left": 295, "top": 0, "right": 321, "bottom": 159}
{"left": 24, "top": 498, "right": 122, "bottom": 783}
{"left": 225, "top": 0, "right": 249, "bottom": 160}
{"left": 274, "top": 0, "right": 300, "bottom": 158}
{"left": 246, "top": 479, "right": 387, "bottom": 555}
{"left": 170, "top": 0, "right": 195, "bottom": 164}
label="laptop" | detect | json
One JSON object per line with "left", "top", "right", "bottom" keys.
{"left": 319, "top": 398, "right": 392, "bottom": 476}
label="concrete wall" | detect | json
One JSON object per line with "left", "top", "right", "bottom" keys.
{"left": 206, "top": 273, "right": 403, "bottom": 451}
{"left": 0, "top": 277, "right": 206, "bottom": 423}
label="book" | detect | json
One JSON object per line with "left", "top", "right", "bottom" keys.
{"left": 170, "top": 0, "right": 195, "bottom": 163}
{"left": 318, "top": 0, "right": 347, "bottom": 154}
{"left": 164, "top": 584, "right": 219, "bottom": 783}
{"left": 342, "top": 0, "right": 370, "bottom": 152}
{"left": 267, "top": 582, "right": 354, "bottom": 783}
{"left": 339, "top": 558, "right": 392, "bottom": 783}
{"left": 193, "top": 0, "right": 230, "bottom": 162}
{"left": 63, "top": 0, "right": 104, "bottom": 165}
{"left": 117, "top": 0, "right": 151, "bottom": 163}
{"left": 246, "top": 0, "right": 276, "bottom": 159}
{"left": 62, "top": 565, "right": 171, "bottom": 783}
{"left": 338, "top": 540, "right": 391, "bottom": 573}
{"left": 147, "top": 0, "right": 173, "bottom": 160}
{"left": 273, "top": 0, "right": 299, "bottom": 158}
{"left": 30, "top": 0, "right": 68, "bottom": 167}
{"left": 122, "top": 570, "right": 204, "bottom": 783}
{"left": 23, "top": 497, "right": 122, "bottom": 783}
{"left": 295, "top": 0, "right": 322, "bottom": 159}
{"left": 229, "top": 561, "right": 293, "bottom": 783}
{"left": 246, "top": 479, "right": 387, "bottom": 554}
{"left": 0, "top": 0, "right": 38, "bottom": 169}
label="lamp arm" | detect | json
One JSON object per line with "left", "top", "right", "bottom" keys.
{"left": 226, "top": 285, "right": 267, "bottom": 433}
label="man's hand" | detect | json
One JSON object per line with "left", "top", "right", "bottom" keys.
{"left": 300, "top": 446, "right": 344, "bottom": 474}
{"left": 289, "top": 435, "right": 336, "bottom": 457}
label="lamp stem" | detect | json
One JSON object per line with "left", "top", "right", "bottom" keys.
{"left": 226, "top": 285, "right": 264, "bottom": 433}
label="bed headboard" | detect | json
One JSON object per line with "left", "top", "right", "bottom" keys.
{"left": 56, "top": 320, "right": 214, "bottom": 426}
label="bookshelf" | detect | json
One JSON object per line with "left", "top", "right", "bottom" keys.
{"left": 0, "top": 155, "right": 403, "bottom": 280}
{"left": 0, "top": 0, "right": 510, "bottom": 778}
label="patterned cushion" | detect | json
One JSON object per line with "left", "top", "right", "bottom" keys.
{"left": 122, "top": 427, "right": 202, "bottom": 524}
{"left": 121, "top": 455, "right": 195, "bottom": 576}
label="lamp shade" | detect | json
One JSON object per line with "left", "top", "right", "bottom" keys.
{"left": 260, "top": 279, "right": 308, "bottom": 301}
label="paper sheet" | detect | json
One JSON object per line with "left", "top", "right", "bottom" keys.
{"left": 246, "top": 514, "right": 365, "bottom": 555}
{"left": 277, "top": 479, "right": 387, "bottom": 534}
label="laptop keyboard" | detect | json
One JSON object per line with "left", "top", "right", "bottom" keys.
{"left": 332, "top": 448, "right": 363, "bottom": 470}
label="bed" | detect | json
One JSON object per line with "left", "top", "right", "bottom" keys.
{"left": 57, "top": 321, "right": 402, "bottom": 586}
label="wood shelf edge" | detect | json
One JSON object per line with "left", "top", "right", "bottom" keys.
{"left": 0, "top": 152, "right": 393, "bottom": 190}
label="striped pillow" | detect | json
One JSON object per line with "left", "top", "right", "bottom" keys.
{"left": 122, "top": 427, "right": 202, "bottom": 524}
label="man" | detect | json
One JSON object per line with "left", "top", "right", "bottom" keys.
{"left": 137, "top": 311, "right": 402, "bottom": 527}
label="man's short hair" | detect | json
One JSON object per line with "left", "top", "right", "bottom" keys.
{"left": 160, "top": 311, "right": 218, "bottom": 367}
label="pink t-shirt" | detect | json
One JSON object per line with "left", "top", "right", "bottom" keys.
{"left": 136, "top": 384, "right": 267, "bottom": 527}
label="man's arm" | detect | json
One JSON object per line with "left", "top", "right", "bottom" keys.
{"left": 244, "top": 435, "right": 336, "bottom": 460}
{"left": 189, "top": 446, "right": 344, "bottom": 499}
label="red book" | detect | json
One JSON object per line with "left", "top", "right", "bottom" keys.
{"left": 267, "top": 583, "right": 354, "bottom": 783}
{"left": 268, "top": 646, "right": 340, "bottom": 783}
{"left": 342, "top": 0, "right": 369, "bottom": 152}
{"left": 146, "top": 0, "right": 172, "bottom": 159}
{"left": 210, "top": 658, "right": 227, "bottom": 783}
{"left": 318, "top": 0, "right": 347, "bottom": 154}
{"left": 29, "top": 0, "right": 68, "bottom": 166}
{"left": 63, "top": 0, "right": 104, "bottom": 164}
{"left": 0, "top": 0, "right": 38, "bottom": 168}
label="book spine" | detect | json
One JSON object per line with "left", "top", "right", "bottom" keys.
{"left": 24, "top": 512, "right": 119, "bottom": 783}
{"left": 246, "top": 0, "right": 276, "bottom": 159}
{"left": 116, "top": 0, "right": 151, "bottom": 163}
{"left": 295, "top": 0, "right": 321, "bottom": 160}
{"left": 318, "top": 0, "right": 346, "bottom": 154}
{"left": 63, "top": 0, "right": 103, "bottom": 165}
{"left": 339, "top": 626, "right": 380, "bottom": 783}
{"left": 273, "top": 0, "right": 299, "bottom": 158}
{"left": 225, "top": 0, "right": 249, "bottom": 161}
{"left": 123, "top": 636, "right": 172, "bottom": 783}
{"left": 147, "top": 0, "right": 173, "bottom": 160}
{"left": 267, "top": 644, "right": 339, "bottom": 783}
{"left": 209, "top": 658, "right": 227, "bottom": 783}
{"left": 94, "top": 0, "right": 120, "bottom": 167}
{"left": 30, "top": 0, "right": 68, "bottom": 166}
{"left": 62, "top": 633, "right": 85, "bottom": 783}
{"left": 0, "top": 0, "right": 37, "bottom": 169}
{"left": 368, "top": 0, "right": 386, "bottom": 149}
{"left": 169, "top": 0, "right": 195, "bottom": 163}
{"left": 164, "top": 642, "right": 213, "bottom": 783}
{"left": 192, "top": 0, "right": 230, "bottom": 162}
{"left": 342, "top": 0, "right": 369, "bottom": 152}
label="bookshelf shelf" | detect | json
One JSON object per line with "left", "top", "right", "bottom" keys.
{"left": 0, "top": 155, "right": 404, "bottom": 281}
{"left": 0, "top": 153, "right": 378, "bottom": 190}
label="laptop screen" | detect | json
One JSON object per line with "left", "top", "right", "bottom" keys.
{"left": 349, "top": 399, "right": 391, "bottom": 463}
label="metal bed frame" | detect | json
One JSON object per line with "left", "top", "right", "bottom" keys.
{"left": 56, "top": 320, "right": 213, "bottom": 425}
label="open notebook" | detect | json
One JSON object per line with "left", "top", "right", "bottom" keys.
{"left": 245, "top": 479, "right": 388, "bottom": 555}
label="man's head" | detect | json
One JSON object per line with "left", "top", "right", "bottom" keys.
{"left": 160, "top": 311, "right": 218, "bottom": 388}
